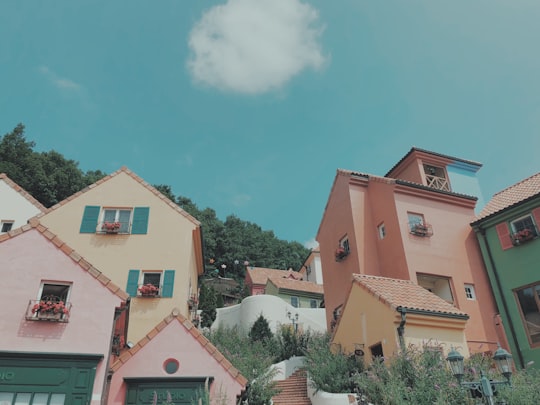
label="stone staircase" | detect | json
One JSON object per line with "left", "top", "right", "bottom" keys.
{"left": 272, "top": 369, "right": 311, "bottom": 405}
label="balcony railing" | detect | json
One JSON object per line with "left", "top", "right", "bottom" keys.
{"left": 409, "top": 223, "right": 433, "bottom": 237}
{"left": 425, "top": 174, "right": 451, "bottom": 191}
{"left": 335, "top": 247, "right": 349, "bottom": 262}
{"left": 26, "top": 297, "right": 71, "bottom": 323}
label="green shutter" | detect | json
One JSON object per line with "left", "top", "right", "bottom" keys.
{"left": 126, "top": 270, "right": 140, "bottom": 296}
{"left": 131, "top": 207, "right": 149, "bottom": 234}
{"left": 161, "top": 270, "right": 175, "bottom": 297}
{"left": 79, "top": 206, "right": 100, "bottom": 233}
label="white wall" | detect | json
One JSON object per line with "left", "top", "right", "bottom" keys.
{"left": 0, "top": 179, "right": 43, "bottom": 233}
{"left": 212, "top": 295, "right": 327, "bottom": 334}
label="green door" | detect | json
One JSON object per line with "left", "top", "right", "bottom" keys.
{"left": 124, "top": 377, "right": 213, "bottom": 405}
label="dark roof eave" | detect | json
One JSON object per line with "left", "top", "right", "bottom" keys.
{"left": 395, "top": 179, "right": 478, "bottom": 201}
{"left": 396, "top": 306, "right": 469, "bottom": 320}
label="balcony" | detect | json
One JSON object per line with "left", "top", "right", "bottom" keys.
{"left": 26, "top": 296, "right": 71, "bottom": 322}
{"left": 409, "top": 223, "right": 433, "bottom": 237}
{"left": 425, "top": 174, "right": 450, "bottom": 192}
{"left": 512, "top": 228, "right": 537, "bottom": 246}
{"left": 335, "top": 247, "right": 349, "bottom": 262}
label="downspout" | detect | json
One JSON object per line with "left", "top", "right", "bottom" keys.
{"left": 396, "top": 307, "right": 407, "bottom": 352}
{"left": 478, "top": 228, "right": 524, "bottom": 368}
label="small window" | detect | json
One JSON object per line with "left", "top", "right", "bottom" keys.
{"left": 1, "top": 220, "right": 14, "bottom": 233}
{"left": 336, "top": 235, "right": 351, "bottom": 261}
{"left": 101, "top": 208, "right": 132, "bottom": 233}
{"left": 139, "top": 271, "right": 162, "bottom": 296}
{"left": 27, "top": 282, "right": 72, "bottom": 322}
{"left": 417, "top": 273, "right": 454, "bottom": 303}
{"left": 464, "top": 284, "right": 476, "bottom": 300}
{"left": 377, "top": 223, "right": 386, "bottom": 240}
{"left": 408, "top": 212, "right": 432, "bottom": 237}
{"left": 423, "top": 164, "right": 450, "bottom": 191}
{"left": 340, "top": 236, "right": 350, "bottom": 254}
{"left": 510, "top": 214, "right": 538, "bottom": 245}
{"left": 310, "top": 299, "right": 318, "bottom": 308}
{"left": 290, "top": 296, "right": 299, "bottom": 308}
{"left": 515, "top": 283, "right": 540, "bottom": 347}
{"left": 370, "top": 342, "right": 384, "bottom": 361}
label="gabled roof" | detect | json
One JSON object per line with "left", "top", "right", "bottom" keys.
{"left": 0, "top": 218, "right": 129, "bottom": 302}
{"left": 37, "top": 166, "right": 200, "bottom": 227}
{"left": 266, "top": 276, "right": 324, "bottom": 295}
{"left": 111, "top": 309, "right": 248, "bottom": 387}
{"left": 474, "top": 172, "right": 540, "bottom": 222}
{"left": 0, "top": 173, "right": 46, "bottom": 212}
{"left": 247, "top": 266, "right": 303, "bottom": 285}
{"left": 352, "top": 274, "right": 468, "bottom": 318}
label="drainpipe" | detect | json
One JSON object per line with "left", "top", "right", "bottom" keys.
{"left": 396, "top": 307, "right": 407, "bottom": 352}
{"left": 478, "top": 228, "right": 524, "bottom": 368}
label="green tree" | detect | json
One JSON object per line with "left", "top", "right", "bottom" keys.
{"left": 249, "top": 314, "right": 273, "bottom": 345}
{"left": 198, "top": 283, "right": 217, "bottom": 328}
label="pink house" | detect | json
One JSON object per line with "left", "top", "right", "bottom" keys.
{"left": 317, "top": 148, "right": 507, "bottom": 356}
{"left": 0, "top": 220, "right": 127, "bottom": 405}
{"left": 108, "top": 311, "right": 247, "bottom": 405}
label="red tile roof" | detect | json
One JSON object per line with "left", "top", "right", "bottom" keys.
{"left": 0, "top": 173, "right": 46, "bottom": 212}
{"left": 352, "top": 274, "right": 468, "bottom": 318}
{"left": 111, "top": 310, "right": 248, "bottom": 387}
{"left": 0, "top": 218, "right": 129, "bottom": 302}
{"left": 247, "top": 266, "right": 303, "bottom": 285}
{"left": 475, "top": 172, "right": 540, "bottom": 221}
{"left": 267, "top": 276, "right": 324, "bottom": 295}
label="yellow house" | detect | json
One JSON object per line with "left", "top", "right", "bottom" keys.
{"left": 37, "top": 167, "right": 204, "bottom": 342}
{"left": 332, "top": 274, "right": 470, "bottom": 364}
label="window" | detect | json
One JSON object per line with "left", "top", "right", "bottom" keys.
{"left": 290, "top": 296, "right": 299, "bottom": 308}
{"left": 510, "top": 214, "right": 538, "bottom": 245}
{"left": 408, "top": 212, "right": 432, "bottom": 237}
{"left": 39, "top": 283, "right": 71, "bottom": 301}
{"left": 310, "top": 299, "right": 318, "bottom": 308}
{"left": 126, "top": 269, "right": 175, "bottom": 298}
{"left": 417, "top": 273, "right": 454, "bottom": 303}
{"left": 465, "top": 284, "right": 476, "bottom": 300}
{"left": 370, "top": 342, "right": 384, "bottom": 361}
{"left": 1, "top": 220, "right": 13, "bottom": 233}
{"left": 515, "top": 283, "right": 540, "bottom": 346}
{"left": 377, "top": 223, "right": 386, "bottom": 240}
{"left": 340, "top": 236, "right": 350, "bottom": 254}
{"left": 0, "top": 393, "right": 66, "bottom": 405}
{"left": 26, "top": 282, "right": 72, "bottom": 322}
{"left": 80, "top": 205, "right": 150, "bottom": 235}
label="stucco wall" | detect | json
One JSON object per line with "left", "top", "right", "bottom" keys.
{"left": 0, "top": 229, "right": 123, "bottom": 404}
{"left": 38, "top": 171, "right": 200, "bottom": 342}
{"left": 0, "top": 179, "right": 43, "bottom": 232}
{"left": 212, "top": 295, "right": 327, "bottom": 334}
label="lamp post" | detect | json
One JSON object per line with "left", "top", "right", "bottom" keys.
{"left": 287, "top": 311, "right": 299, "bottom": 333}
{"left": 446, "top": 345, "right": 513, "bottom": 405}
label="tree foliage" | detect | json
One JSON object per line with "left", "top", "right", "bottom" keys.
{"left": 198, "top": 283, "right": 217, "bottom": 328}
{"left": 1, "top": 124, "right": 310, "bottom": 280}
{"left": 249, "top": 314, "right": 273, "bottom": 345}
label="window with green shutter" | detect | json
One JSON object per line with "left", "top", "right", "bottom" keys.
{"left": 80, "top": 206, "right": 100, "bottom": 233}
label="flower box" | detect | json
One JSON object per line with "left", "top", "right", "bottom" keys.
{"left": 512, "top": 228, "right": 535, "bottom": 246}
{"left": 102, "top": 221, "right": 121, "bottom": 234}
{"left": 410, "top": 223, "right": 433, "bottom": 237}
{"left": 26, "top": 297, "right": 71, "bottom": 322}
{"left": 335, "top": 247, "right": 348, "bottom": 261}
{"left": 138, "top": 283, "right": 160, "bottom": 297}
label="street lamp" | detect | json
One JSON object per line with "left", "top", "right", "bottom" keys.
{"left": 446, "top": 344, "right": 513, "bottom": 405}
{"left": 287, "top": 311, "right": 299, "bottom": 333}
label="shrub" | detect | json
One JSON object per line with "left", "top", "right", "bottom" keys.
{"left": 249, "top": 314, "right": 273, "bottom": 345}
{"left": 274, "top": 325, "right": 311, "bottom": 362}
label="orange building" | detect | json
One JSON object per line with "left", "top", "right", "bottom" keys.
{"left": 317, "top": 148, "right": 507, "bottom": 356}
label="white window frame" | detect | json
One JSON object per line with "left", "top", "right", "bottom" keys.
{"left": 464, "top": 284, "right": 476, "bottom": 300}
{"left": 510, "top": 214, "right": 538, "bottom": 237}
{"left": 101, "top": 207, "right": 133, "bottom": 233}
{"left": 340, "top": 235, "right": 350, "bottom": 255}
{"left": 417, "top": 273, "right": 454, "bottom": 304}
{"left": 407, "top": 212, "right": 425, "bottom": 231}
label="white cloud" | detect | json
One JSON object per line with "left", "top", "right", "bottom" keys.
{"left": 187, "top": 0, "right": 327, "bottom": 94}
{"left": 304, "top": 238, "right": 319, "bottom": 249}
{"left": 38, "top": 66, "right": 81, "bottom": 91}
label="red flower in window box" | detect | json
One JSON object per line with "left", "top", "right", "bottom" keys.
{"left": 138, "top": 283, "right": 159, "bottom": 296}
{"left": 102, "top": 221, "right": 121, "bottom": 233}
{"left": 335, "top": 247, "right": 348, "bottom": 260}
{"left": 32, "top": 299, "right": 69, "bottom": 315}
{"left": 513, "top": 228, "right": 535, "bottom": 245}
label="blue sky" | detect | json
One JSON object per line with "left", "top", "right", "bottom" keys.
{"left": 1, "top": 0, "right": 539, "bottom": 247}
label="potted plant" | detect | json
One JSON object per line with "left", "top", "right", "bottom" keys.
{"left": 102, "top": 221, "right": 121, "bottom": 233}
{"left": 335, "top": 246, "right": 348, "bottom": 261}
{"left": 411, "top": 223, "right": 429, "bottom": 236}
{"left": 32, "top": 297, "right": 69, "bottom": 320}
{"left": 138, "top": 283, "right": 159, "bottom": 296}
{"left": 513, "top": 228, "right": 535, "bottom": 245}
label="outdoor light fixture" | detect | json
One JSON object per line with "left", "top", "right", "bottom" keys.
{"left": 446, "top": 344, "right": 513, "bottom": 405}
{"left": 287, "top": 311, "right": 299, "bottom": 332}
